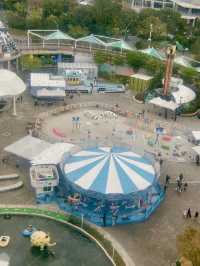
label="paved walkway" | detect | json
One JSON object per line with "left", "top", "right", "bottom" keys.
{"left": 0, "top": 91, "right": 199, "bottom": 266}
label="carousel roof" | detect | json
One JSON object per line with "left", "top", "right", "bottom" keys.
{"left": 63, "top": 147, "right": 156, "bottom": 195}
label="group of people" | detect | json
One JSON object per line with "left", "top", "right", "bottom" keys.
{"left": 176, "top": 174, "right": 188, "bottom": 193}
{"left": 164, "top": 173, "right": 188, "bottom": 193}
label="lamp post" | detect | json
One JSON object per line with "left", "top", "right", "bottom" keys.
{"left": 148, "top": 24, "right": 153, "bottom": 48}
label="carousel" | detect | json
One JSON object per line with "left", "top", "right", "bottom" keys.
{"left": 57, "top": 146, "right": 164, "bottom": 226}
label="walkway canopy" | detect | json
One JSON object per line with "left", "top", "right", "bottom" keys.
{"left": 75, "top": 34, "right": 106, "bottom": 50}
{"left": 140, "top": 47, "right": 165, "bottom": 61}
{"left": 63, "top": 147, "right": 157, "bottom": 195}
{"left": 107, "top": 40, "right": 133, "bottom": 52}
{"left": 45, "top": 30, "right": 74, "bottom": 41}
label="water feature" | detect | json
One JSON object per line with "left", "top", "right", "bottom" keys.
{"left": 0, "top": 215, "right": 112, "bottom": 266}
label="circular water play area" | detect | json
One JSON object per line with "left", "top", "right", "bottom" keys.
{"left": 0, "top": 214, "right": 112, "bottom": 266}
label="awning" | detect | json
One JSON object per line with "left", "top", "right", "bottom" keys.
{"left": 107, "top": 40, "right": 133, "bottom": 51}
{"left": 45, "top": 30, "right": 74, "bottom": 41}
{"left": 36, "top": 88, "right": 66, "bottom": 97}
{"left": 76, "top": 34, "right": 106, "bottom": 46}
{"left": 140, "top": 47, "right": 165, "bottom": 61}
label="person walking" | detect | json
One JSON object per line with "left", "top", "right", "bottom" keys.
{"left": 194, "top": 211, "right": 199, "bottom": 219}
{"left": 176, "top": 179, "right": 182, "bottom": 192}
{"left": 183, "top": 182, "right": 188, "bottom": 192}
{"left": 196, "top": 155, "right": 200, "bottom": 166}
{"left": 186, "top": 208, "right": 192, "bottom": 218}
{"left": 165, "top": 175, "right": 171, "bottom": 187}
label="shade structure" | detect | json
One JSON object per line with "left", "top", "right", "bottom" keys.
{"left": 107, "top": 40, "right": 133, "bottom": 51}
{"left": 63, "top": 147, "right": 156, "bottom": 195}
{"left": 45, "top": 30, "right": 74, "bottom": 41}
{"left": 0, "top": 69, "right": 26, "bottom": 115}
{"left": 76, "top": 34, "right": 106, "bottom": 46}
{"left": 0, "top": 69, "right": 26, "bottom": 97}
{"left": 140, "top": 47, "right": 165, "bottom": 61}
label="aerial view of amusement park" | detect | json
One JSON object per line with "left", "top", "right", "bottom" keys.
{"left": 0, "top": 0, "right": 200, "bottom": 265}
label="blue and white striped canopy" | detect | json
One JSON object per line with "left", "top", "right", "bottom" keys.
{"left": 64, "top": 147, "right": 156, "bottom": 195}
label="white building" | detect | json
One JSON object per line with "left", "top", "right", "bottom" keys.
{"left": 30, "top": 73, "right": 66, "bottom": 99}
{"left": 127, "top": 0, "right": 200, "bottom": 22}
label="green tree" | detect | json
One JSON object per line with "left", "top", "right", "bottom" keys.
{"left": 180, "top": 67, "right": 199, "bottom": 84}
{"left": 137, "top": 16, "right": 167, "bottom": 40}
{"left": 21, "top": 55, "right": 42, "bottom": 71}
{"left": 191, "top": 37, "right": 200, "bottom": 61}
{"left": 68, "top": 25, "right": 89, "bottom": 38}
{"left": 177, "top": 227, "right": 200, "bottom": 266}
{"left": 26, "top": 10, "right": 42, "bottom": 29}
{"left": 6, "top": 11, "right": 26, "bottom": 29}
{"left": 126, "top": 51, "right": 147, "bottom": 70}
{"left": 45, "top": 15, "right": 59, "bottom": 29}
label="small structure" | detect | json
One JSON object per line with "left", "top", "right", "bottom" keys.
{"left": 149, "top": 79, "right": 196, "bottom": 115}
{"left": 30, "top": 143, "right": 76, "bottom": 202}
{"left": 30, "top": 73, "right": 66, "bottom": 100}
{"left": 130, "top": 73, "right": 153, "bottom": 93}
{"left": 0, "top": 69, "right": 26, "bottom": 115}
{"left": 58, "top": 62, "right": 98, "bottom": 80}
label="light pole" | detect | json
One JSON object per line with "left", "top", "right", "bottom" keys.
{"left": 148, "top": 24, "right": 153, "bottom": 48}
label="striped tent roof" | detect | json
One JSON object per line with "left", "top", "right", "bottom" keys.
{"left": 63, "top": 147, "right": 156, "bottom": 195}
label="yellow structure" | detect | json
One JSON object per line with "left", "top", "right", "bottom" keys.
{"left": 130, "top": 73, "right": 153, "bottom": 93}
{"left": 31, "top": 231, "right": 56, "bottom": 250}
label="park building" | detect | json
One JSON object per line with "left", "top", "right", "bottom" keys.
{"left": 126, "top": 0, "right": 200, "bottom": 23}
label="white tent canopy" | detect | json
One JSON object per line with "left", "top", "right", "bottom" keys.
{"left": 0, "top": 69, "right": 26, "bottom": 97}
{"left": 192, "top": 131, "right": 200, "bottom": 141}
{"left": 149, "top": 82, "right": 196, "bottom": 111}
{"left": 4, "top": 135, "right": 77, "bottom": 165}
{"left": 0, "top": 69, "right": 26, "bottom": 115}
{"left": 192, "top": 146, "right": 200, "bottom": 155}
{"left": 31, "top": 143, "right": 76, "bottom": 165}
{"left": 4, "top": 136, "right": 51, "bottom": 161}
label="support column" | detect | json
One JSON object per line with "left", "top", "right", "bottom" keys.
{"left": 16, "top": 58, "right": 19, "bottom": 73}
{"left": 13, "top": 96, "right": 17, "bottom": 116}
{"left": 7, "top": 60, "right": 11, "bottom": 70}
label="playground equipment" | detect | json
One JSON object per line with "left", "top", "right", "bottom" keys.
{"left": 22, "top": 225, "right": 37, "bottom": 237}
{"left": 31, "top": 231, "right": 56, "bottom": 251}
